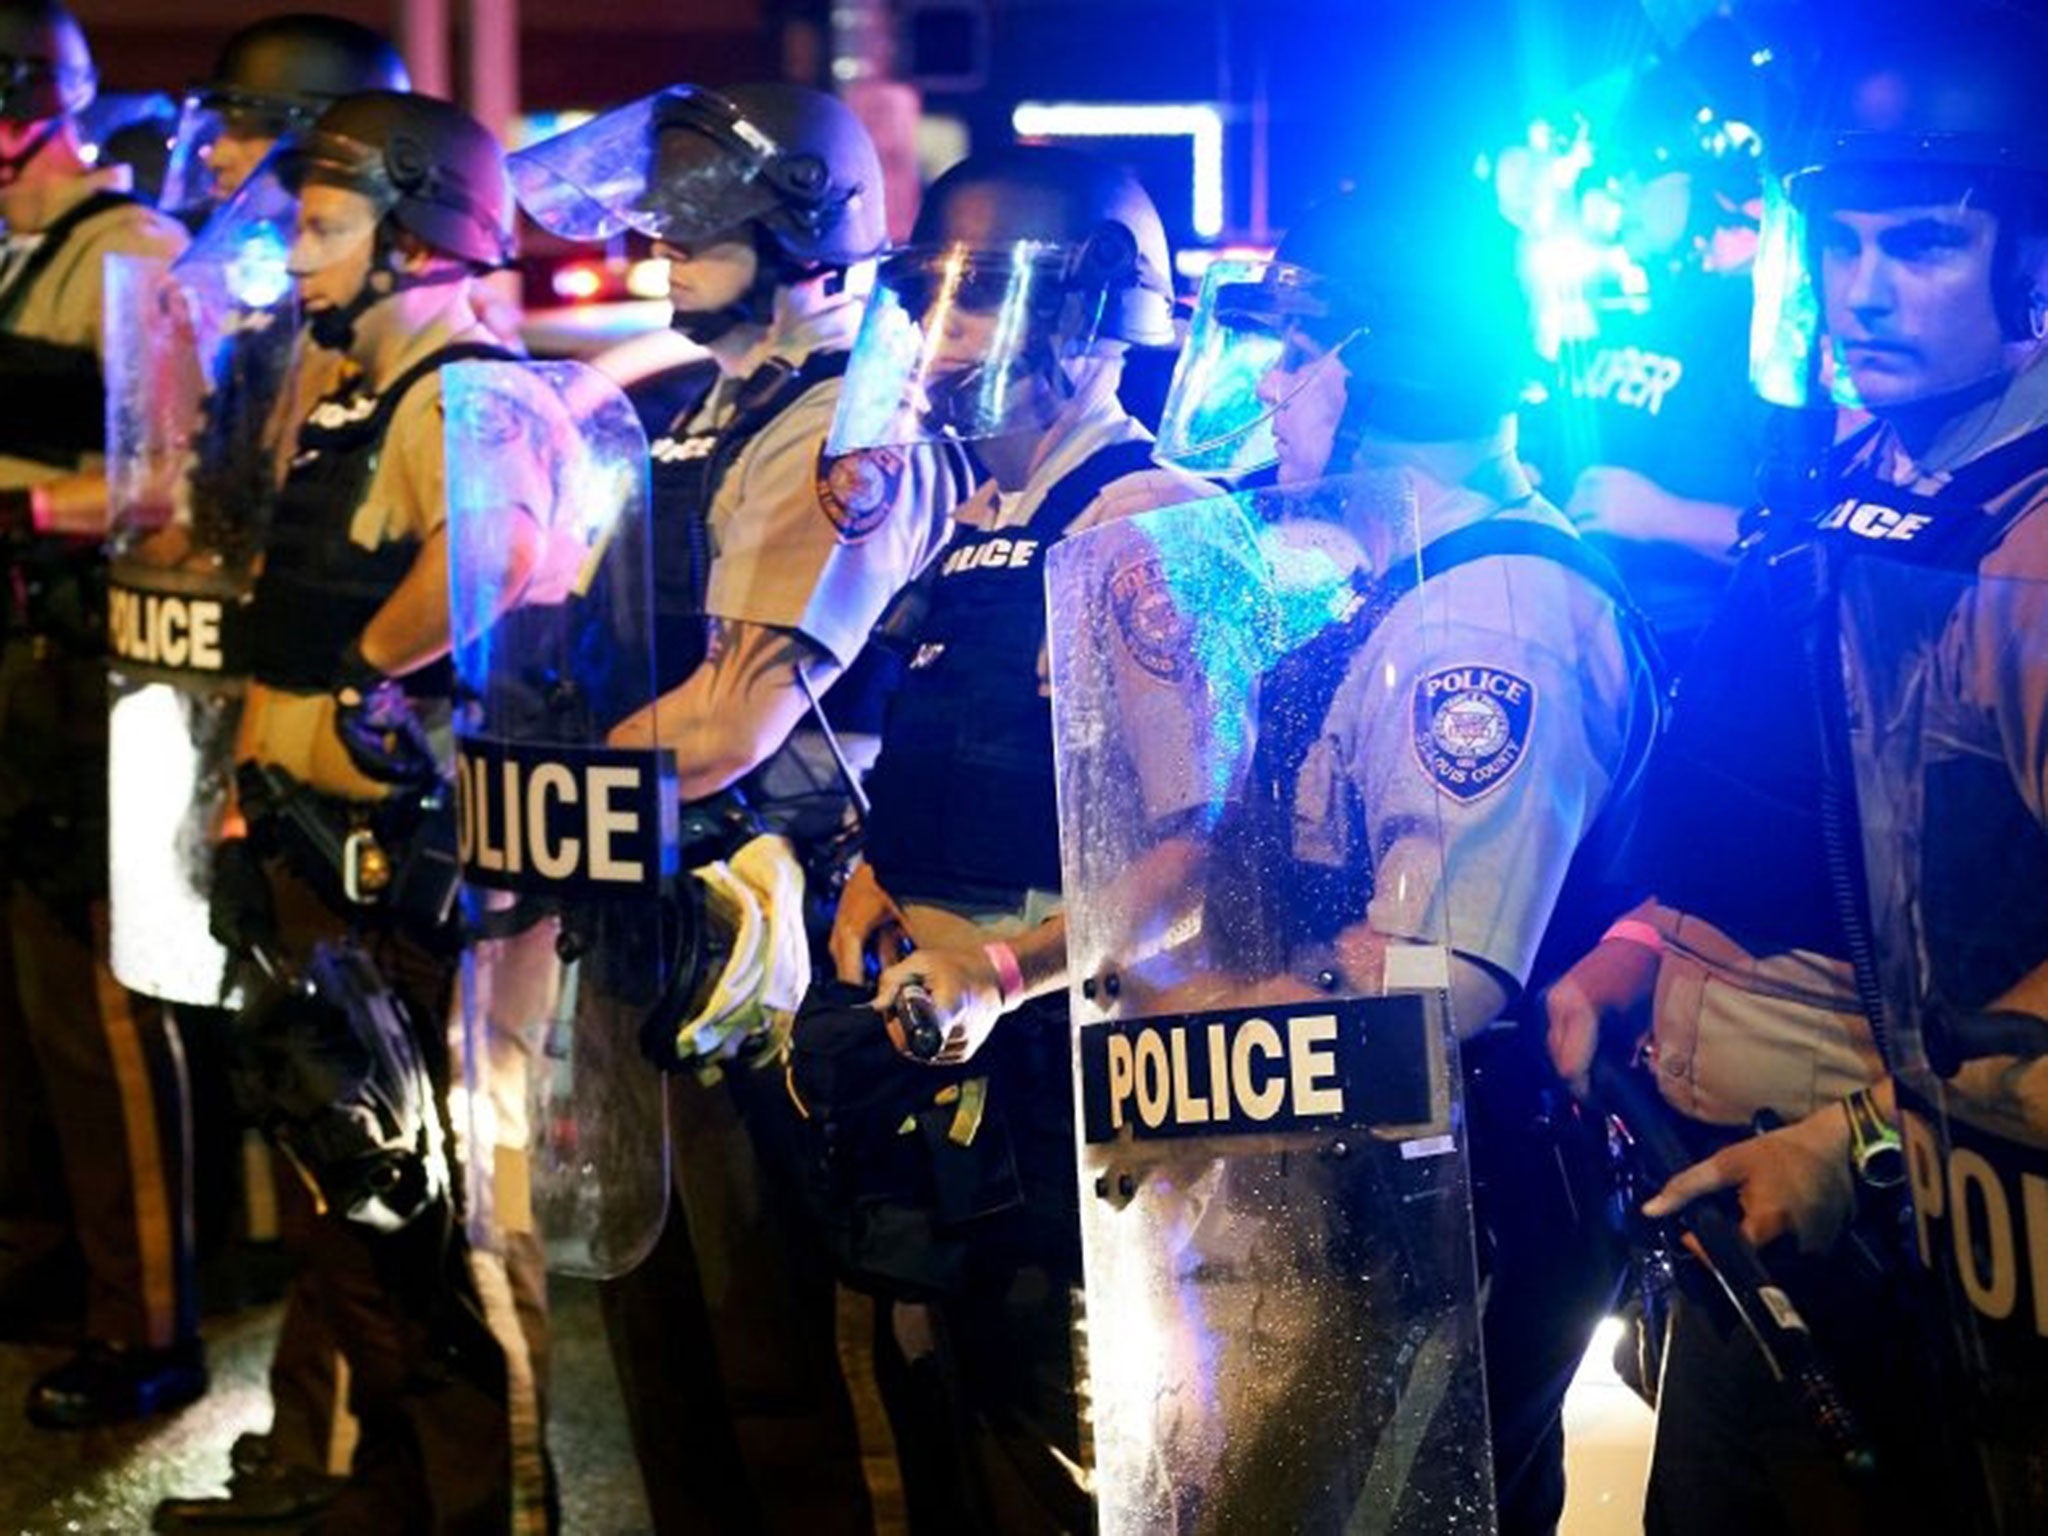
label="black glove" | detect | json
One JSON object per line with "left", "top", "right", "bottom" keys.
{"left": 333, "top": 643, "right": 437, "bottom": 786}
{"left": 210, "top": 835, "right": 277, "bottom": 959}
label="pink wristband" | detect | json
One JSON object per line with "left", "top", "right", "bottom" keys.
{"left": 983, "top": 941, "right": 1024, "bottom": 1006}
{"left": 1602, "top": 918, "right": 1664, "bottom": 954}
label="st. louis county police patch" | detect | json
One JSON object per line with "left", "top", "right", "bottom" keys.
{"left": 1412, "top": 664, "right": 1536, "bottom": 802}
{"left": 815, "top": 447, "right": 903, "bottom": 541}
{"left": 1107, "top": 555, "right": 1190, "bottom": 682}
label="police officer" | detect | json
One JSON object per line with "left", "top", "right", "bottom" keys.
{"left": 825, "top": 143, "right": 1212, "bottom": 1530}
{"left": 136, "top": 18, "right": 412, "bottom": 1509}
{"left": 1525, "top": 43, "right": 1765, "bottom": 668}
{"left": 1622, "top": 7, "right": 2048, "bottom": 1529}
{"left": 1149, "top": 170, "right": 1661, "bottom": 1533}
{"left": 157, "top": 90, "right": 548, "bottom": 1532}
{"left": 0, "top": 0, "right": 203, "bottom": 1430}
{"left": 510, "top": 83, "right": 962, "bottom": 1533}
{"left": 160, "top": 12, "right": 410, "bottom": 226}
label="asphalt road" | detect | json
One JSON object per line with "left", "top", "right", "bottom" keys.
{"left": 0, "top": 1277, "right": 652, "bottom": 1536}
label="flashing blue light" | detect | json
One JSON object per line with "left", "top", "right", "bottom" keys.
{"left": 225, "top": 220, "right": 291, "bottom": 310}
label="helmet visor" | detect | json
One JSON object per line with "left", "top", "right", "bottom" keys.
{"left": 1155, "top": 258, "right": 1363, "bottom": 478}
{"left": 159, "top": 89, "right": 310, "bottom": 218}
{"left": 509, "top": 89, "right": 785, "bottom": 246}
{"left": 827, "top": 241, "right": 1083, "bottom": 454}
{"left": 175, "top": 141, "right": 299, "bottom": 314}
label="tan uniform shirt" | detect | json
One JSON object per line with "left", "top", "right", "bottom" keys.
{"left": 0, "top": 164, "right": 186, "bottom": 489}
{"left": 679, "top": 299, "right": 961, "bottom": 668}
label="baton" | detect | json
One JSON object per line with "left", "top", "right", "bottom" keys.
{"left": 894, "top": 980, "right": 946, "bottom": 1062}
{"left": 1591, "top": 1055, "right": 1878, "bottom": 1478}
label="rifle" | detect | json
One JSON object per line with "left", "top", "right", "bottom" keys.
{"left": 1591, "top": 1054, "right": 1878, "bottom": 1478}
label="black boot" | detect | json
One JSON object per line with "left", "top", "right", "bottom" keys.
{"left": 153, "top": 1434, "right": 345, "bottom": 1531}
{"left": 25, "top": 1337, "right": 207, "bottom": 1429}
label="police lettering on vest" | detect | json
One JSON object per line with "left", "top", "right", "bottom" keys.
{"left": 1818, "top": 498, "right": 1937, "bottom": 544}
{"left": 1079, "top": 995, "right": 1435, "bottom": 1143}
{"left": 650, "top": 430, "right": 718, "bottom": 465}
{"left": 940, "top": 535, "right": 1042, "bottom": 576}
{"left": 455, "top": 737, "right": 678, "bottom": 896}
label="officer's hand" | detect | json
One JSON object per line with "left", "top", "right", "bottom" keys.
{"left": 874, "top": 946, "right": 1004, "bottom": 1067}
{"left": 1545, "top": 935, "right": 1661, "bottom": 1099}
{"left": 1566, "top": 466, "right": 1693, "bottom": 545}
{"left": 210, "top": 836, "right": 276, "bottom": 959}
{"left": 332, "top": 646, "right": 436, "bottom": 786}
{"left": 1642, "top": 1105, "right": 1856, "bottom": 1255}
{"left": 829, "top": 862, "right": 914, "bottom": 984}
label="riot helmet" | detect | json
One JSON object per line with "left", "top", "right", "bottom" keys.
{"left": 0, "top": 0, "right": 92, "bottom": 187}
{"left": 1597, "top": 51, "right": 1764, "bottom": 270}
{"left": 1756, "top": 3, "right": 2048, "bottom": 407}
{"left": 826, "top": 143, "right": 1175, "bottom": 454}
{"left": 512, "top": 83, "right": 886, "bottom": 343}
{"left": 161, "top": 14, "right": 410, "bottom": 218}
{"left": 276, "top": 90, "right": 513, "bottom": 351}
{"left": 1156, "top": 173, "right": 1531, "bottom": 480}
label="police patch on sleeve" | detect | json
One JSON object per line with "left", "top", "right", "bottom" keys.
{"left": 1108, "top": 556, "right": 1190, "bottom": 682}
{"left": 1412, "top": 664, "right": 1536, "bottom": 802}
{"left": 815, "top": 446, "right": 903, "bottom": 541}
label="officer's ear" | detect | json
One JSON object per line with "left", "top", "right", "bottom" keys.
{"left": 387, "top": 227, "right": 440, "bottom": 275}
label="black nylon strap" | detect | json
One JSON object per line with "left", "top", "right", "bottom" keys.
{"left": 1028, "top": 437, "right": 1162, "bottom": 536}
{"left": 353, "top": 340, "right": 519, "bottom": 443}
{"left": 661, "top": 352, "right": 853, "bottom": 615}
{"left": 691, "top": 349, "right": 854, "bottom": 514}
{"left": 0, "top": 190, "right": 141, "bottom": 328}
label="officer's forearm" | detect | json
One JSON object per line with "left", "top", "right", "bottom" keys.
{"left": 641, "top": 620, "right": 826, "bottom": 801}
{"left": 1007, "top": 913, "right": 1069, "bottom": 1003}
{"left": 1333, "top": 921, "right": 1510, "bottom": 1038}
{"left": 357, "top": 527, "right": 453, "bottom": 677}
{"left": 31, "top": 471, "right": 111, "bottom": 536}
{"left": 1670, "top": 498, "right": 1743, "bottom": 562}
{"left": 0, "top": 334, "right": 104, "bottom": 465}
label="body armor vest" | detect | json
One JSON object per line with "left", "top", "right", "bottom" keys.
{"left": 247, "top": 341, "right": 511, "bottom": 693}
{"left": 864, "top": 438, "right": 1160, "bottom": 904}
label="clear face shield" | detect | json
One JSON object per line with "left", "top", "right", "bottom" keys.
{"left": 159, "top": 89, "right": 310, "bottom": 221}
{"left": 509, "top": 87, "right": 788, "bottom": 246}
{"left": 1155, "top": 258, "right": 1367, "bottom": 480}
{"left": 825, "top": 240, "right": 1105, "bottom": 454}
{"left": 173, "top": 141, "right": 300, "bottom": 320}
{"left": 1749, "top": 174, "right": 1833, "bottom": 409}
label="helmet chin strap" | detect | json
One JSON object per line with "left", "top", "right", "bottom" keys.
{"left": 0, "top": 116, "right": 64, "bottom": 189}
{"left": 306, "top": 231, "right": 471, "bottom": 352}
{"left": 669, "top": 225, "right": 784, "bottom": 346}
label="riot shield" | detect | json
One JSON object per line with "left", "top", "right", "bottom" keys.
{"left": 1837, "top": 555, "right": 2048, "bottom": 1528}
{"left": 445, "top": 358, "right": 674, "bottom": 1280}
{"left": 104, "top": 242, "right": 297, "bottom": 1005}
{"left": 1047, "top": 480, "right": 1494, "bottom": 1534}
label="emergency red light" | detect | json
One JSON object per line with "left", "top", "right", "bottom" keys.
{"left": 551, "top": 262, "right": 606, "bottom": 303}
